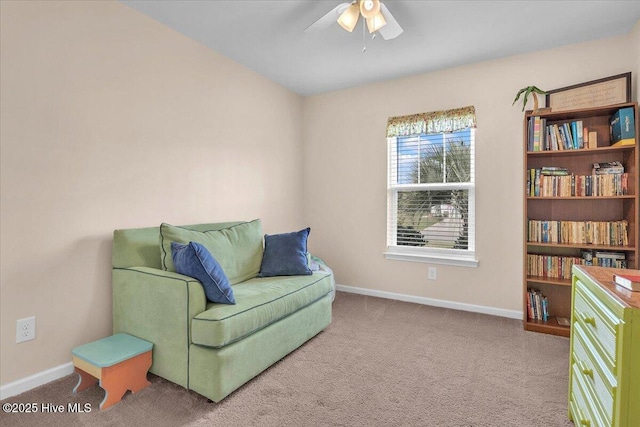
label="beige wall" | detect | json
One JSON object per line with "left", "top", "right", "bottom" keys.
{"left": 0, "top": 1, "right": 304, "bottom": 385}
{"left": 303, "top": 30, "right": 639, "bottom": 312}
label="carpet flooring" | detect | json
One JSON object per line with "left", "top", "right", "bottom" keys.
{"left": 1, "top": 292, "right": 574, "bottom": 426}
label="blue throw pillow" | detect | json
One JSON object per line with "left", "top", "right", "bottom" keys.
{"left": 258, "top": 228, "right": 312, "bottom": 277}
{"left": 171, "top": 241, "right": 235, "bottom": 304}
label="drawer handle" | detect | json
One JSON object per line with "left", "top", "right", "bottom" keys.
{"left": 579, "top": 312, "right": 596, "bottom": 327}
{"left": 576, "top": 361, "right": 593, "bottom": 379}
{"left": 572, "top": 399, "right": 591, "bottom": 426}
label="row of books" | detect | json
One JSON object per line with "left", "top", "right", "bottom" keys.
{"left": 581, "top": 249, "right": 627, "bottom": 268}
{"left": 527, "top": 289, "right": 549, "bottom": 321}
{"left": 528, "top": 219, "right": 629, "bottom": 246}
{"left": 527, "top": 118, "right": 596, "bottom": 151}
{"left": 527, "top": 170, "right": 629, "bottom": 197}
{"left": 527, "top": 107, "right": 636, "bottom": 152}
{"left": 527, "top": 254, "right": 582, "bottom": 280}
{"left": 527, "top": 252, "right": 627, "bottom": 280}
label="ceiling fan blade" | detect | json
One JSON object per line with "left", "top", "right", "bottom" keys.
{"left": 305, "top": 2, "right": 352, "bottom": 33}
{"left": 377, "top": 3, "right": 403, "bottom": 40}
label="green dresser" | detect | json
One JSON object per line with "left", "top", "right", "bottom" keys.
{"left": 569, "top": 265, "right": 640, "bottom": 427}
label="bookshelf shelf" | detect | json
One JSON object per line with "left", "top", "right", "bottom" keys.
{"left": 523, "top": 102, "right": 639, "bottom": 337}
{"left": 524, "top": 316, "right": 570, "bottom": 337}
{"left": 527, "top": 144, "right": 635, "bottom": 157}
{"left": 526, "top": 242, "right": 635, "bottom": 251}
{"left": 526, "top": 276, "right": 572, "bottom": 287}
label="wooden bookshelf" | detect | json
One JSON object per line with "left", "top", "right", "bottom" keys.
{"left": 523, "top": 102, "right": 639, "bottom": 337}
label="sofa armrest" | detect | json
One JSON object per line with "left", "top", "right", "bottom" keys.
{"left": 310, "top": 255, "right": 335, "bottom": 302}
{"left": 112, "top": 266, "right": 206, "bottom": 388}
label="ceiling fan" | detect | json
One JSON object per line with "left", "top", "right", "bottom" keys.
{"left": 305, "top": 0, "right": 403, "bottom": 40}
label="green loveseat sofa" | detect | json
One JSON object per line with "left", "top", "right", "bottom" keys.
{"left": 112, "top": 220, "right": 333, "bottom": 402}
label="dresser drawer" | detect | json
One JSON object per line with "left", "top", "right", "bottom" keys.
{"left": 570, "top": 265, "right": 640, "bottom": 427}
{"left": 572, "top": 322, "right": 616, "bottom": 425}
{"left": 570, "top": 393, "right": 592, "bottom": 427}
{"left": 574, "top": 280, "right": 621, "bottom": 369}
{"left": 571, "top": 364, "right": 609, "bottom": 427}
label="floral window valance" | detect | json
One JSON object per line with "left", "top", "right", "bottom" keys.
{"left": 386, "top": 106, "right": 476, "bottom": 137}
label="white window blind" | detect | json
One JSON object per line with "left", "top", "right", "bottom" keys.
{"left": 385, "top": 107, "right": 477, "bottom": 267}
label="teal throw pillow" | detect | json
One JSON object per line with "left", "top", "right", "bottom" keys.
{"left": 171, "top": 241, "right": 235, "bottom": 304}
{"left": 258, "top": 228, "right": 312, "bottom": 277}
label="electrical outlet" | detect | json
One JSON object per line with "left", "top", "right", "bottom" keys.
{"left": 428, "top": 267, "right": 437, "bottom": 280}
{"left": 16, "top": 316, "right": 36, "bottom": 343}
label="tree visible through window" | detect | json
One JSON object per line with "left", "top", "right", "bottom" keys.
{"left": 386, "top": 106, "right": 476, "bottom": 265}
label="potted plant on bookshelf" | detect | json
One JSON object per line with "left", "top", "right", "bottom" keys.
{"left": 512, "top": 85, "right": 549, "bottom": 113}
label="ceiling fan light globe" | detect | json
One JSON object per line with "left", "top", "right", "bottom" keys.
{"left": 337, "top": 3, "right": 360, "bottom": 32}
{"left": 360, "top": 0, "right": 380, "bottom": 19}
{"left": 366, "top": 13, "right": 386, "bottom": 33}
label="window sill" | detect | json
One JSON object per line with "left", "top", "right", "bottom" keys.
{"left": 383, "top": 250, "right": 479, "bottom": 268}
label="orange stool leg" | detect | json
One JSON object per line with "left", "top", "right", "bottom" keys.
{"left": 73, "top": 367, "right": 98, "bottom": 393}
{"left": 99, "top": 351, "right": 152, "bottom": 410}
{"left": 99, "top": 381, "right": 127, "bottom": 410}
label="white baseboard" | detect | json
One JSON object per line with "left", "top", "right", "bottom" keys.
{"left": 0, "top": 287, "right": 520, "bottom": 400}
{"left": 335, "top": 284, "right": 522, "bottom": 320}
{"left": 0, "top": 362, "right": 74, "bottom": 400}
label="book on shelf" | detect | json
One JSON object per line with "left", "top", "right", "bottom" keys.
{"left": 584, "top": 127, "right": 599, "bottom": 149}
{"left": 576, "top": 120, "right": 584, "bottom": 148}
{"left": 557, "top": 317, "right": 570, "bottom": 327}
{"left": 528, "top": 116, "right": 541, "bottom": 151}
{"left": 553, "top": 124, "right": 564, "bottom": 150}
{"left": 540, "top": 166, "right": 569, "bottom": 176}
{"left": 581, "top": 250, "right": 627, "bottom": 268}
{"left": 613, "top": 139, "right": 635, "bottom": 147}
{"left": 565, "top": 122, "right": 578, "bottom": 149}
{"left": 613, "top": 273, "right": 640, "bottom": 292}
{"left": 610, "top": 107, "right": 636, "bottom": 147}
{"left": 595, "top": 251, "right": 626, "bottom": 260}
{"left": 558, "top": 125, "right": 570, "bottom": 149}
{"left": 569, "top": 121, "right": 584, "bottom": 149}
{"left": 545, "top": 125, "right": 554, "bottom": 151}
{"left": 593, "top": 161, "right": 624, "bottom": 175}
{"left": 527, "top": 288, "right": 549, "bottom": 321}
{"left": 584, "top": 126, "right": 590, "bottom": 148}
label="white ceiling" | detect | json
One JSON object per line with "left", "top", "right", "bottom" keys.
{"left": 121, "top": 1, "right": 640, "bottom": 96}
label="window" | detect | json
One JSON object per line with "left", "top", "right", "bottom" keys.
{"left": 385, "top": 106, "right": 477, "bottom": 267}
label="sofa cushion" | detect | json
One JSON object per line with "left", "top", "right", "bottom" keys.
{"left": 191, "top": 272, "right": 333, "bottom": 348}
{"left": 171, "top": 242, "right": 235, "bottom": 305}
{"left": 114, "top": 222, "right": 242, "bottom": 270}
{"left": 259, "top": 227, "right": 312, "bottom": 277}
{"left": 160, "top": 220, "right": 263, "bottom": 285}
